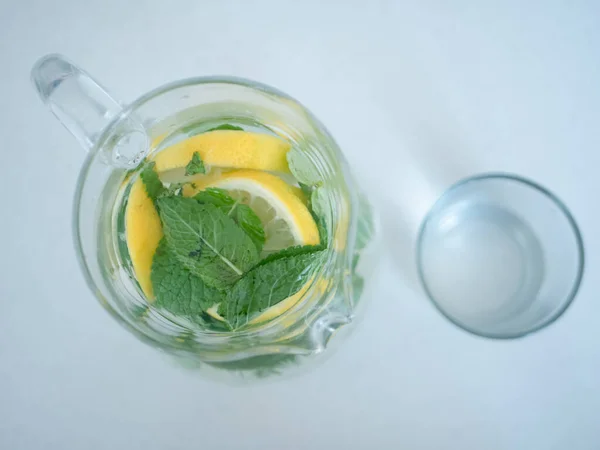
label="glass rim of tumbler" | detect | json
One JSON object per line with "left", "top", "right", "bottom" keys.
{"left": 416, "top": 172, "right": 585, "bottom": 340}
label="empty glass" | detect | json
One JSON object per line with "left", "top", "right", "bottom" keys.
{"left": 417, "top": 174, "right": 584, "bottom": 338}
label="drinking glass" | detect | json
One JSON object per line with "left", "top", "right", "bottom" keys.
{"left": 417, "top": 173, "right": 584, "bottom": 338}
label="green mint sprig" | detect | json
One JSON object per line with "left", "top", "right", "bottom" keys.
{"left": 157, "top": 197, "right": 259, "bottom": 290}
{"left": 185, "top": 152, "right": 205, "bottom": 176}
{"left": 194, "top": 188, "right": 265, "bottom": 253}
{"left": 206, "top": 124, "right": 244, "bottom": 132}
{"left": 140, "top": 161, "right": 165, "bottom": 202}
{"left": 151, "top": 238, "right": 224, "bottom": 318}
{"left": 219, "top": 246, "right": 324, "bottom": 328}
{"left": 181, "top": 123, "right": 244, "bottom": 136}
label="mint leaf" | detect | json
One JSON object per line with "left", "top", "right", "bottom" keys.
{"left": 310, "top": 187, "right": 330, "bottom": 247}
{"left": 310, "top": 187, "right": 329, "bottom": 219}
{"left": 181, "top": 123, "right": 244, "bottom": 137}
{"left": 315, "top": 215, "right": 329, "bottom": 248}
{"left": 219, "top": 246, "right": 324, "bottom": 328}
{"left": 355, "top": 194, "right": 375, "bottom": 254}
{"left": 194, "top": 188, "right": 265, "bottom": 252}
{"left": 294, "top": 168, "right": 328, "bottom": 247}
{"left": 227, "top": 205, "right": 264, "bottom": 252}
{"left": 193, "top": 188, "right": 238, "bottom": 209}
{"left": 253, "top": 244, "right": 323, "bottom": 267}
{"left": 352, "top": 274, "right": 365, "bottom": 300}
{"left": 151, "top": 239, "right": 224, "bottom": 319}
{"left": 130, "top": 304, "right": 150, "bottom": 321}
{"left": 298, "top": 182, "right": 313, "bottom": 199}
{"left": 140, "top": 161, "right": 165, "bottom": 202}
{"left": 185, "top": 152, "right": 205, "bottom": 176}
{"left": 287, "top": 147, "right": 321, "bottom": 186}
{"left": 206, "top": 124, "right": 244, "bottom": 131}
{"left": 157, "top": 197, "right": 259, "bottom": 289}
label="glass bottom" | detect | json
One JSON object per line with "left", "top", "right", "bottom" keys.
{"left": 420, "top": 203, "right": 544, "bottom": 321}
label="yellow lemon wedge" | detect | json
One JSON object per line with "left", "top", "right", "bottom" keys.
{"left": 125, "top": 179, "right": 163, "bottom": 299}
{"left": 152, "top": 130, "right": 291, "bottom": 173}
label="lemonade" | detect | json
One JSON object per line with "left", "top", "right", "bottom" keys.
{"left": 32, "top": 56, "right": 376, "bottom": 378}
{"left": 123, "top": 124, "right": 329, "bottom": 331}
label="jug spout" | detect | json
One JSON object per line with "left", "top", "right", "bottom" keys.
{"left": 31, "top": 54, "right": 123, "bottom": 151}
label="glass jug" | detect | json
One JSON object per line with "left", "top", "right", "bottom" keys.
{"left": 32, "top": 54, "right": 378, "bottom": 379}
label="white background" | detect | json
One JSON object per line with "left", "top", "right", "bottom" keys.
{"left": 1, "top": 1, "right": 599, "bottom": 449}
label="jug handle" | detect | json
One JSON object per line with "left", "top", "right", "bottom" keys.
{"left": 31, "top": 54, "right": 148, "bottom": 167}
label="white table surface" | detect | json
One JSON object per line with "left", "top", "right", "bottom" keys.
{"left": 1, "top": 1, "right": 599, "bottom": 449}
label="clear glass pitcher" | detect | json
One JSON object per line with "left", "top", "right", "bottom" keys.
{"left": 32, "top": 54, "right": 378, "bottom": 379}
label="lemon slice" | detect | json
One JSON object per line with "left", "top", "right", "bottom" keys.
{"left": 187, "top": 169, "right": 320, "bottom": 253}
{"left": 152, "top": 130, "right": 291, "bottom": 173}
{"left": 125, "top": 179, "right": 163, "bottom": 299}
